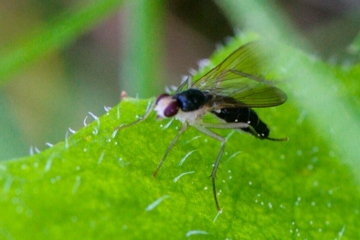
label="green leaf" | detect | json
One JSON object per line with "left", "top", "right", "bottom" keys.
{"left": 0, "top": 37, "right": 359, "bottom": 239}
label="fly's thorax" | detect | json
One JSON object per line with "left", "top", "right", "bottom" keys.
{"left": 154, "top": 94, "right": 179, "bottom": 118}
{"left": 174, "top": 89, "right": 209, "bottom": 112}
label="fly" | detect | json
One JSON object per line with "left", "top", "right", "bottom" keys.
{"left": 116, "top": 41, "right": 288, "bottom": 212}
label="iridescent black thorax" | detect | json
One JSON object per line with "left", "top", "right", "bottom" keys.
{"left": 174, "top": 89, "right": 210, "bottom": 112}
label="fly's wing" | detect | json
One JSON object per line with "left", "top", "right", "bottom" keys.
{"left": 188, "top": 42, "right": 287, "bottom": 108}
{"left": 208, "top": 82, "right": 287, "bottom": 109}
{"left": 204, "top": 71, "right": 287, "bottom": 109}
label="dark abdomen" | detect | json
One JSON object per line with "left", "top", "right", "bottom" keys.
{"left": 212, "top": 107, "right": 270, "bottom": 139}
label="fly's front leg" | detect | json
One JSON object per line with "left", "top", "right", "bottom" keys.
{"left": 114, "top": 100, "right": 156, "bottom": 131}
{"left": 153, "top": 122, "right": 188, "bottom": 177}
{"left": 193, "top": 124, "right": 226, "bottom": 212}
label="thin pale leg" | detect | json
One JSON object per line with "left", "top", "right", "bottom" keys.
{"left": 200, "top": 122, "right": 249, "bottom": 129}
{"left": 193, "top": 124, "right": 226, "bottom": 212}
{"left": 203, "top": 122, "right": 288, "bottom": 141}
{"left": 153, "top": 123, "right": 188, "bottom": 177}
{"left": 175, "top": 76, "right": 193, "bottom": 94}
{"left": 187, "top": 76, "right": 193, "bottom": 88}
{"left": 115, "top": 101, "right": 156, "bottom": 130}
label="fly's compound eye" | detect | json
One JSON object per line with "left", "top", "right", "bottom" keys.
{"left": 156, "top": 93, "right": 170, "bottom": 105}
{"left": 154, "top": 93, "right": 179, "bottom": 118}
{"left": 164, "top": 101, "right": 179, "bottom": 117}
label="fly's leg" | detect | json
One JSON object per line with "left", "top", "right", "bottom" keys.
{"left": 175, "top": 76, "right": 193, "bottom": 94}
{"left": 153, "top": 123, "right": 188, "bottom": 177}
{"left": 193, "top": 124, "right": 226, "bottom": 212}
{"left": 212, "top": 141, "right": 225, "bottom": 212}
{"left": 186, "top": 76, "right": 193, "bottom": 88}
{"left": 200, "top": 122, "right": 249, "bottom": 129}
{"left": 114, "top": 100, "right": 156, "bottom": 131}
{"left": 203, "top": 122, "right": 288, "bottom": 141}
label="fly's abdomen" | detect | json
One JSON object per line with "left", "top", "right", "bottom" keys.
{"left": 212, "top": 107, "right": 270, "bottom": 139}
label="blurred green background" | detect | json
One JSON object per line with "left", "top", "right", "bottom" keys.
{"left": 0, "top": 0, "right": 360, "bottom": 161}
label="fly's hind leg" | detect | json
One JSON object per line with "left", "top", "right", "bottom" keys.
{"left": 200, "top": 122, "right": 249, "bottom": 129}
{"left": 193, "top": 124, "right": 227, "bottom": 212}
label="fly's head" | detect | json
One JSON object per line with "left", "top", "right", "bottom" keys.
{"left": 154, "top": 94, "right": 179, "bottom": 119}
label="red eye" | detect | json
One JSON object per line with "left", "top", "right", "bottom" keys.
{"left": 156, "top": 93, "right": 170, "bottom": 105}
{"left": 164, "top": 102, "right": 179, "bottom": 117}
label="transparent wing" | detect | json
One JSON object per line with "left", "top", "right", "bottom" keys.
{"left": 178, "top": 41, "right": 287, "bottom": 108}
{"left": 203, "top": 70, "right": 287, "bottom": 108}
{"left": 193, "top": 42, "right": 267, "bottom": 88}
